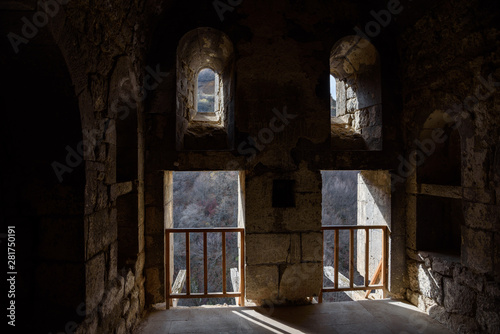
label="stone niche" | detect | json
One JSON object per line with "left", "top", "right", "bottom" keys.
{"left": 176, "top": 27, "right": 235, "bottom": 151}
{"left": 330, "top": 36, "right": 382, "bottom": 151}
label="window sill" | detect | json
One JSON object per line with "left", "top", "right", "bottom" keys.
{"left": 193, "top": 112, "right": 220, "bottom": 123}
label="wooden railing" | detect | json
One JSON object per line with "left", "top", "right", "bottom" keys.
{"left": 320, "top": 225, "right": 389, "bottom": 299}
{"left": 165, "top": 227, "right": 245, "bottom": 308}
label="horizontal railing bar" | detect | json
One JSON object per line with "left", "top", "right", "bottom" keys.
{"left": 165, "top": 227, "right": 244, "bottom": 233}
{"left": 322, "top": 285, "right": 384, "bottom": 292}
{"left": 168, "top": 292, "right": 241, "bottom": 299}
{"left": 321, "top": 225, "right": 387, "bottom": 230}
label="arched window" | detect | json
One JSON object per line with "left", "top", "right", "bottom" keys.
{"left": 330, "top": 36, "right": 382, "bottom": 151}
{"left": 176, "top": 27, "right": 235, "bottom": 150}
{"left": 330, "top": 74, "right": 337, "bottom": 117}
{"left": 195, "top": 68, "right": 218, "bottom": 119}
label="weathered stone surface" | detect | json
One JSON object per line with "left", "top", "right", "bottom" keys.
{"left": 279, "top": 263, "right": 322, "bottom": 301}
{"left": 431, "top": 255, "right": 456, "bottom": 276}
{"left": 100, "top": 278, "right": 125, "bottom": 317}
{"left": 85, "top": 209, "right": 116, "bottom": 259}
{"left": 301, "top": 232, "right": 322, "bottom": 262}
{"left": 116, "top": 319, "right": 127, "bottom": 334}
{"left": 463, "top": 202, "right": 499, "bottom": 231}
{"left": 86, "top": 253, "right": 106, "bottom": 313}
{"left": 145, "top": 267, "right": 162, "bottom": 303}
{"left": 462, "top": 227, "right": 493, "bottom": 274}
{"left": 444, "top": 279, "right": 476, "bottom": 316}
{"left": 246, "top": 265, "right": 279, "bottom": 302}
{"left": 453, "top": 265, "right": 484, "bottom": 292}
{"left": 246, "top": 233, "right": 300, "bottom": 265}
{"left": 125, "top": 270, "right": 136, "bottom": 295}
{"left": 127, "top": 292, "right": 140, "bottom": 329}
{"left": 476, "top": 294, "right": 500, "bottom": 333}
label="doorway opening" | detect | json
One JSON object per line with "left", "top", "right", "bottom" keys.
{"left": 164, "top": 171, "right": 245, "bottom": 307}
{"left": 321, "top": 170, "right": 391, "bottom": 303}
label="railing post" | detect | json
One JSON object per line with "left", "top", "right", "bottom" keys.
{"left": 239, "top": 230, "right": 245, "bottom": 306}
{"left": 203, "top": 232, "right": 208, "bottom": 295}
{"left": 165, "top": 230, "right": 170, "bottom": 309}
{"left": 364, "top": 227, "right": 369, "bottom": 288}
{"left": 334, "top": 229, "right": 339, "bottom": 290}
{"left": 186, "top": 232, "right": 190, "bottom": 295}
{"left": 382, "top": 226, "right": 388, "bottom": 298}
{"left": 222, "top": 232, "right": 226, "bottom": 294}
{"left": 349, "top": 229, "right": 354, "bottom": 289}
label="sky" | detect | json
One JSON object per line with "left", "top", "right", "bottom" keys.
{"left": 330, "top": 75, "right": 336, "bottom": 100}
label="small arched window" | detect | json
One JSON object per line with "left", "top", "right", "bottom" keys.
{"left": 176, "top": 27, "right": 235, "bottom": 150}
{"left": 195, "top": 68, "right": 220, "bottom": 122}
{"left": 330, "top": 74, "right": 337, "bottom": 117}
{"left": 330, "top": 36, "right": 382, "bottom": 151}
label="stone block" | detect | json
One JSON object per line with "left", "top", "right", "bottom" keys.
{"left": 109, "top": 241, "right": 118, "bottom": 280}
{"left": 408, "top": 260, "right": 420, "bottom": 291}
{"left": 246, "top": 233, "right": 300, "bottom": 265}
{"left": 463, "top": 202, "right": 499, "bottom": 231}
{"left": 301, "top": 232, "right": 322, "bottom": 262}
{"left": 126, "top": 293, "right": 140, "bottom": 329}
{"left": 116, "top": 319, "right": 127, "bottom": 334}
{"left": 122, "top": 299, "right": 130, "bottom": 316}
{"left": 443, "top": 278, "right": 476, "bottom": 316}
{"left": 145, "top": 267, "right": 162, "bottom": 304}
{"left": 453, "top": 265, "right": 484, "bottom": 292}
{"left": 125, "top": 270, "right": 136, "bottom": 295}
{"left": 462, "top": 227, "right": 493, "bottom": 274}
{"left": 406, "top": 289, "right": 420, "bottom": 307}
{"left": 245, "top": 265, "right": 279, "bottom": 301}
{"left": 431, "top": 255, "right": 455, "bottom": 276}
{"left": 85, "top": 209, "right": 116, "bottom": 259}
{"left": 86, "top": 253, "right": 106, "bottom": 313}
{"left": 145, "top": 206, "right": 164, "bottom": 234}
{"left": 100, "top": 278, "right": 125, "bottom": 317}
{"left": 279, "top": 263, "right": 322, "bottom": 301}
{"left": 476, "top": 293, "right": 500, "bottom": 333}
{"left": 347, "top": 98, "right": 357, "bottom": 113}
{"left": 281, "top": 192, "right": 322, "bottom": 231}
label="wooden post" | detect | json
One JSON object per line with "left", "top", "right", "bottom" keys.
{"left": 222, "top": 232, "right": 226, "bottom": 294}
{"left": 186, "top": 232, "right": 190, "bottom": 295}
{"left": 334, "top": 229, "right": 339, "bottom": 290}
{"left": 165, "top": 230, "right": 170, "bottom": 309}
{"left": 203, "top": 232, "right": 208, "bottom": 294}
{"left": 382, "top": 227, "right": 388, "bottom": 297}
{"left": 364, "top": 228, "right": 369, "bottom": 288}
{"left": 349, "top": 229, "right": 354, "bottom": 289}
{"left": 319, "top": 228, "right": 324, "bottom": 303}
{"left": 239, "top": 230, "right": 245, "bottom": 306}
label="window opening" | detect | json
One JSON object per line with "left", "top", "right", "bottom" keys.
{"left": 196, "top": 68, "right": 216, "bottom": 114}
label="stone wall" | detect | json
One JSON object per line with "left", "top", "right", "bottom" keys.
{"left": 356, "top": 171, "right": 391, "bottom": 281}
{"left": 143, "top": 0, "right": 405, "bottom": 308}
{"left": 400, "top": 0, "right": 500, "bottom": 332}
{"left": 5, "top": 0, "right": 498, "bottom": 332}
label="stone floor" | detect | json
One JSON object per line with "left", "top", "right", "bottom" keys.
{"left": 133, "top": 299, "right": 452, "bottom": 334}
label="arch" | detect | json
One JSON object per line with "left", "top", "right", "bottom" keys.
{"left": 330, "top": 35, "right": 382, "bottom": 151}
{"left": 415, "top": 110, "right": 463, "bottom": 257}
{"left": 1, "top": 43, "right": 86, "bottom": 332}
{"left": 176, "top": 27, "right": 235, "bottom": 150}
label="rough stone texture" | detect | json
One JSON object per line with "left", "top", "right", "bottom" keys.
{"left": 443, "top": 278, "right": 476, "bottom": 316}
{"left": 246, "top": 265, "right": 279, "bottom": 302}
{"left": 2, "top": 0, "right": 499, "bottom": 332}
{"left": 279, "top": 263, "right": 322, "bottom": 302}
{"left": 301, "top": 232, "right": 323, "bottom": 262}
{"left": 246, "top": 234, "right": 300, "bottom": 265}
